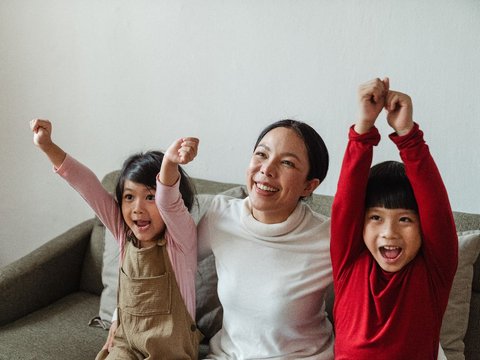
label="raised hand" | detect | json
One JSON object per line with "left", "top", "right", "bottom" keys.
{"left": 160, "top": 137, "right": 199, "bottom": 186}
{"left": 30, "top": 118, "right": 53, "bottom": 149}
{"left": 385, "top": 91, "right": 414, "bottom": 136}
{"left": 164, "top": 137, "right": 199, "bottom": 165}
{"left": 29, "top": 118, "right": 66, "bottom": 168}
{"left": 356, "top": 77, "right": 389, "bottom": 134}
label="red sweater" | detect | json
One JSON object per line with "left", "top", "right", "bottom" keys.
{"left": 330, "top": 124, "right": 458, "bottom": 360}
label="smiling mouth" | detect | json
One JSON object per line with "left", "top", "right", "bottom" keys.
{"left": 380, "top": 246, "right": 402, "bottom": 260}
{"left": 134, "top": 220, "right": 151, "bottom": 230}
{"left": 255, "top": 182, "right": 279, "bottom": 192}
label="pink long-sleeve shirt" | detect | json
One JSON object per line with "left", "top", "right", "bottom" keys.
{"left": 56, "top": 154, "right": 197, "bottom": 318}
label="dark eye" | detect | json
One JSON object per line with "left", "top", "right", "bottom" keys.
{"left": 124, "top": 194, "right": 133, "bottom": 201}
{"left": 146, "top": 194, "right": 155, "bottom": 201}
{"left": 369, "top": 215, "right": 381, "bottom": 221}
{"left": 399, "top": 216, "right": 412, "bottom": 223}
{"left": 254, "top": 151, "right": 267, "bottom": 158}
{"left": 282, "top": 160, "right": 295, "bottom": 168}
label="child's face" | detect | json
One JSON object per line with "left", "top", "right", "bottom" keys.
{"left": 363, "top": 207, "right": 422, "bottom": 272}
{"left": 121, "top": 180, "right": 165, "bottom": 247}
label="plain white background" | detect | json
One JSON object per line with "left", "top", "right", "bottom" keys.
{"left": 1, "top": 0, "right": 479, "bottom": 266}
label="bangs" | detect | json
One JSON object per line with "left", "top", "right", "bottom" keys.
{"left": 365, "top": 161, "right": 418, "bottom": 212}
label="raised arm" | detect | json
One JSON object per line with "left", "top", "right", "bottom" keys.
{"left": 156, "top": 137, "right": 199, "bottom": 252}
{"left": 331, "top": 78, "right": 388, "bottom": 280}
{"left": 30, "top": 118, "right": 124, "bottom": 241}
{"left": 385, "top": 91, "right": 458, "bottom": 288}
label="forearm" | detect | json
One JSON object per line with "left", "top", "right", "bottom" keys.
{"left": 156, "top": 177, "right": 196, "bottom": 253}
{"left": 39, "top": 142, "right": 67, "bottom": 169}
{"left": 56, "top": 155, "right": 124, "bottom": 240}
{"left": 159, "top": 159, "right": 180, "bottom": 187}
{"left": 331, "top": 126, "right": 380, "bottom": 277}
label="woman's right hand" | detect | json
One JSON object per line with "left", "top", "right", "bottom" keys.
{"left": 102, "top": 320, "right": 118, "bottom": 352}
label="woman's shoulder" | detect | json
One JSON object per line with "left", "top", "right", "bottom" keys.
{"left": 302, "top": 201, "right": 330, "bottom": 225}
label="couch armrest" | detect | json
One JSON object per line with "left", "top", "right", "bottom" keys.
{"left": 0, "top": 219, "right": 94, "bottom": 325}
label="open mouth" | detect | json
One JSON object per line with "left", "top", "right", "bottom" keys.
{"left": 379, "top": 246, "right": 402, "bottom": 260}
{"left": 255, "top": 182, "right": 279, "bottom": 192}
{"left": 134, "top": 220, "right": 151, "bottom": 231}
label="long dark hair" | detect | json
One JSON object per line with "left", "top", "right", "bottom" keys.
{"left": 365, "top": 160, "right": 418, "bottom": 212}
{"left": 254, "top": 119, "right": 329, "bottom": 183}
{"left": 115, "top": 151, "right": 196, "bottom": 240}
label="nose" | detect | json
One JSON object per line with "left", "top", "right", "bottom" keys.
{"left": 380, "top": 221, "right": 398, "bottom": 239}
{"left": 132, "top": 199, "right": 144, "bottom": 214}
{"left": 260, "top": 160, "right": 275, "bottom": 178}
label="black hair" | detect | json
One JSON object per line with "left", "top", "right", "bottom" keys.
{"left": 365, "top": 160, "right": 418, "bottom": 212}
{"left": 253, "top": 119, "right": 329, "bottom": 183}
{"left": 115, "top": 151, "right": 196, "bottom": 240}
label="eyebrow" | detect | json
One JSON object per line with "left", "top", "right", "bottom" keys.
{"left": 123, "top": 186, "right": 155, "bottom": 193}
{"left": 256, "top": 143, "right": 302, "bottom": 161}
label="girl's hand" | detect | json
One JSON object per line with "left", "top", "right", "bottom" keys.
{"left": 29, "top": 118, "right": 67, "bottom": 168}
{"left": 160, "top": 137, "right": 199, "bottom": 186}
{"left": 102, "top": 320, "right": 118, "bottom": 352}
{"left": 385, "top": 91, "right": 414, "bottom": 136}
{"left": 30, "top": 118, "right": 53, "bottom": 149}
{"left": 355, "top": 77, "right": 389, "bottom": 134}
{"left": 165, "top": 137, "right": 199, "bottom": 165}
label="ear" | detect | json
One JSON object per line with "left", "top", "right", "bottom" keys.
{"left": 302, "top": 178, "right": 321, "bottom": 197}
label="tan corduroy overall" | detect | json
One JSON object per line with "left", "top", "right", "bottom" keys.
{"left": 96, "top": 238, "right": 201, "bottom": 360}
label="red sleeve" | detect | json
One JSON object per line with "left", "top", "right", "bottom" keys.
{"left": 331, "top": 126, "right": 380, "bottom": 281}
{"left": 390, "top": 123, "right": 458, "bottom": 291}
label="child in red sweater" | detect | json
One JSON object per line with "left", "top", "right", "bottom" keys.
{"left": 331, "top": 77, "right": 457, "bottom": 359}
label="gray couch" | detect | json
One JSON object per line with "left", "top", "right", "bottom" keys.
{"left": 0, "top": 173, "right": 479, "bottom": 360}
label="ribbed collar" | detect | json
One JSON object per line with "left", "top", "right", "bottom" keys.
{"left": 240, "top": 197, "right": 307, "bottom": 239}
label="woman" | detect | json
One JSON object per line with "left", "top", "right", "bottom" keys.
{"left": 198, "top": 119, "right": 334, "bottom": 359}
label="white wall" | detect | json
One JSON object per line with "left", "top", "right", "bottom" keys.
{"left": 1, "top": 0, "right": 479, "bottom": 266}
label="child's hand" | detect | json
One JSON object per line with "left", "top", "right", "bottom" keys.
{"left": 165, "top": 137, "right": 199, "bottom": 165}
{"left": 30, "top": 118, "right": 53, "bottom": 149}
{"left": 355, "top": 77, "right": 389, "bottom": 134}
{"left": 30, "top": 118, "right": 66, "bottom": 168}
{"left": 385, "top": 91, "right": 414, "bottom": 136}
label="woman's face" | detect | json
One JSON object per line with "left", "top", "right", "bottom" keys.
{"left": 246, "top": 127, "right": 320, "bottom": 224}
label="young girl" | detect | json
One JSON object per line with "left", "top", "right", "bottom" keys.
{"left": 330, "top": 78, "right": 458, "bottom": 359}
{"left": 30, "top": 118, "right": 202, "bottom": 359}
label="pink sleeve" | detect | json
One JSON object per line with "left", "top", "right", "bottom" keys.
{"left": 55, "top": 154, "right": 125, "bottom": 249}
{"left": 155, "top": 175, "right": 197, "bottom": 317}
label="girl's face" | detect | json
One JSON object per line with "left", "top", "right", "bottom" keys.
{"left": 246, "top": 127, "right": 319, "bottom": 224}
{"left": 363, "top": 207, "right": 422, "bottom": 272}
{"left": 121, "top": 180, "right": 165, "bottom": 248}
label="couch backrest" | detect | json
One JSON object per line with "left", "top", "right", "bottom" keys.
{"left": 79, "top": 172, "right": 480, "bottom": 354}
{"left": 79, "top": 171, "right": 121, "bottom": 295}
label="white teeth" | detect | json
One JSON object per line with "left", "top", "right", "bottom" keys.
{"left": 256, "top": 183, "right": 278, "bottom": 192}
{"left": 383, "top": 246, "right": 400, "bottom": 250}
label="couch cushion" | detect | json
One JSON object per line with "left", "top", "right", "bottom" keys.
{"left": 193, "top": 186, "right": 248, "bottom": 340}
{"left": 440, "top": 230, "right": 480, "bottom": 360}
{"left": 0, "top": 292, "right": 106, "bottom": 360}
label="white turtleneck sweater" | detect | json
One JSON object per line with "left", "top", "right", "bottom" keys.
{"left": 198, "top": 195, "right": 334, "bottom": 360}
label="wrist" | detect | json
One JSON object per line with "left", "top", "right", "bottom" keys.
{"left": 354, "top": 123, "right": 373, "bottom": 135}
{"left": 395, "top": 124, "right": 414, "bottom": 136}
